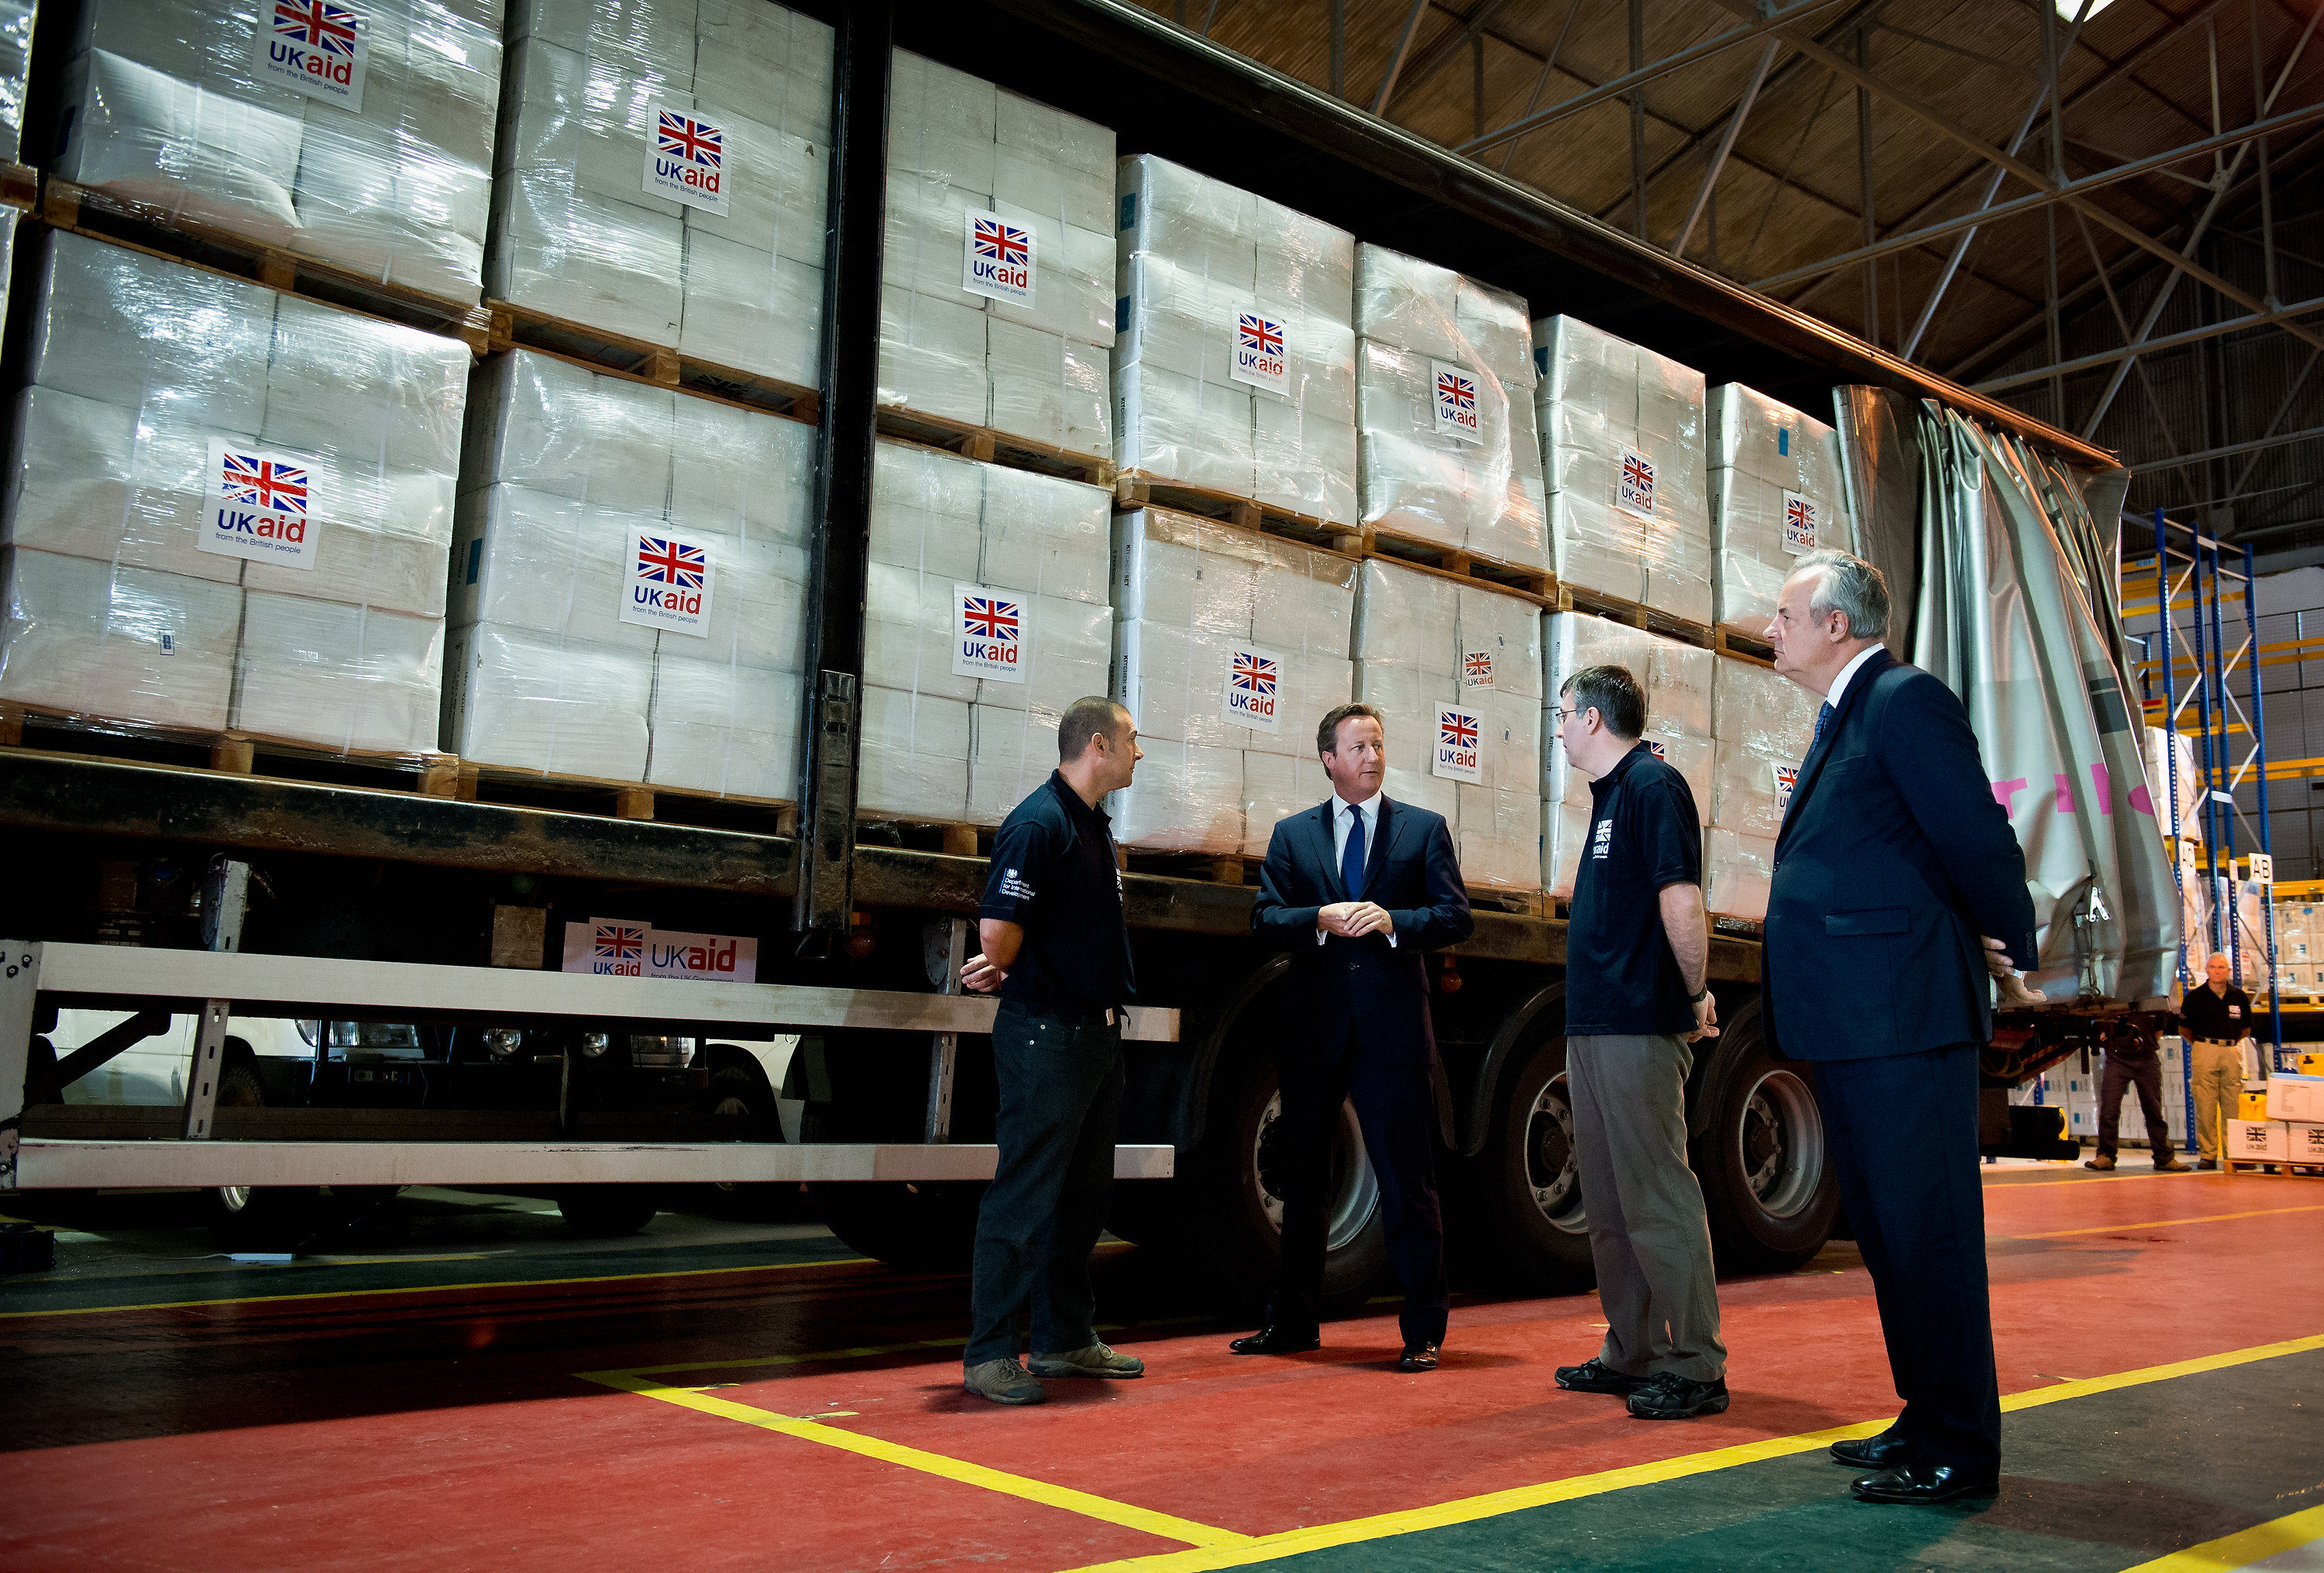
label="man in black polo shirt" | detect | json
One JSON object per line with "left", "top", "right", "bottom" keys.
{"left": 2181, "top": 951, "right": 2254, "bottom": 1170}
{"left": 1549, "top": 663, "right": 1728, "bottom": 1420}
{"left": 957, "top": 695, "right": 1144, "bottom": 1404}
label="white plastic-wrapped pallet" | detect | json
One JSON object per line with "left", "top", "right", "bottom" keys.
{"left": 2144, "top": 726, "right": 2202, "bottom": 840}
{"left": 1350, "top": 559, "right": 1541, "bottom": 892}
{"left": 57, "top": 0, "right": 505, "bottom": 304}
{"left": 446, "top": 347, "right": 813, "bottom": 793}
{"left": 1113, "top": 155, "right": 1358, "bottom": 525}
{"left": 1709, "top": 383, "right": 1850, "bottom": 632}
{"left": 1705, "top": 655, "right": 1820, "bottom": 919}
{"left": 863, "top": 439, "right": 1112, "bottom": 823}
{"left": 1354, "top": 245, "right": 1544, "bottom": 570}
{"left": 1108, "top": 507, "right": 1353, "bottom": 853}
{"left": 1534, "top": 316, "right": 1713, "bottom": 625}
{"left": 881, "top": 51, "right": 1112, "bottom": 460}
{"left": 0, "top": 0, "right": 29, "bottom": 162}
{"left": 0, "top": 231, "right": 467, "bottom": 754}
{"left": 1541, "top": 613, "right": 1714, "bottom": 898}
{"left": 490, "top": 0, "right": 830, "bottom": 383}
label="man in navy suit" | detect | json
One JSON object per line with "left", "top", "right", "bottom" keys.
{"left": 1236, "top": 702, "right": 1473, "bottom": 1371}
{"left": 1763, "top": 549, "right": 2040, "bottom": 1506}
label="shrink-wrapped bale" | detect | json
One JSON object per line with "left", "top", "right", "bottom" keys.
{"left": 1351, "top": 559, "right": 1541, "bottom": 892}
{"left": 1113, "top": 155, "right": 1357, "bottom": 524}
{"left": 448, "top": 347, "right": 813, "bottom": 795}
{"left": 490, "top": 0, "right": 830, "bottom": 380}
{"left": 1107, "top": 506, "right": 1353, "bottom": 853}
{"left": 0, "top": 547, "right": 242, "bottom": 732}
{"left": 864, "top": 439, "right": 1112, "bottom": 823}
{"left": 59, "top": 0, "right": 505, "bottom": 303}
{"left": 0, "top": 231, "right": 467, "bottom": 755}
{"left": 1704, "top": 654, "right": 1821, "bottom": 919}
{"left": 1356, "top": 246, "right": 1543, "bottom": 569}
{"left": 1542, "top": 612, "right": 1713, "bottom": 896}
{"left": 881, "top": 51, "right": 1112, "bottom": 459}
{"left": 1534, "top": 316, "right": 1712, "bottom": 624}
{"left": 1709, "top": 383, "right": 1849, "bottom": 631}
{"left": 2145, "top": 726, "right": 2202, "bottom": 840}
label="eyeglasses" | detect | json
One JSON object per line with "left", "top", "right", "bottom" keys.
{"left": 1552, "top": 707, "right": 1582, "bottom": 724}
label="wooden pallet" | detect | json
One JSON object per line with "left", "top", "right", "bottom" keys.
{"left": 1467, "top": 886, "right": 1549, "bottom": 918}
{"left": 0, "top": 163, "right": 36, "bottom": 211}
{"left": 1115, "top": 474, "right": 1365, "bottom": 556}
{"left": 1714, "top": 623, "right": 1779, "bottom": 665}
{"left": 2226, "top": 1158, "right": 2324, "bottom": 1177}
{"left": 0, "top": 702, "right": 462, "bottom": 797}
{"left": 1549, "top": 579, "right": 1713, "bottom": 645}
{"left": 1122, "top": 846, "right": 1253, "bottom": 886}
{"left": 881, "top": 405, "right": 1114, "bottom": 487}
{"left": 1367, "top": 525, "right": 1553, "bottom": 601}
{"left": 854, "top": 815, "right": 992, "bottom": 858}
{"left": 458, "top": 760, "right": 797, "bottom": 829}
{"left": 43, "top": 178, "right": 493, "bottom": 355}
{"left": 486, "top": 301, "right": 820, "bottom": 422}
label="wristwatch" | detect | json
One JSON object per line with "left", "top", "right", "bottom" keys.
{"left": 1689, "top": 987, "right": 1711, "bottom": 1004}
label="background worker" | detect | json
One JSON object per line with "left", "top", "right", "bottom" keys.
{"left": 1547, "top": 663, "right": 1729, "bottom": 1422}
{"left": 2085, "top": 1019, "right": 2190, "bottom": 1173}
{"left": 957, "top": 696, "right": 1145, "bottom": 1406}
{"left": 2181, "top": 951, "right": 2254, "bottom": 1171}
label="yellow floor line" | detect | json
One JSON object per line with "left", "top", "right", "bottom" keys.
{"left": 2118, "top": 1502, "right": 2324, "bottom": 1571}
{"left": 0, "top": 1250, "right": 871, "bottom": 1319}
{"left": 579, "top": 1369, "right": 1252, "bottom": 1551}
{"left": 1984, "top": 1170, "right": 2216, "bottom": 1190}
{"left": 2010, "top": 1203, "right": 2324, "bottom": 1239}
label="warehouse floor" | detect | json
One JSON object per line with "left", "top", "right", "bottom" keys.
{"left": 2, "top": 1164, "right": 2322, "bottom": 1572}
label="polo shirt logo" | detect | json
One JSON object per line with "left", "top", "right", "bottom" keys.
{"left": 1590, "top": 817, "right": 1614, "bottom": 860}
{"left": 999, "top": 868, "right": 1034, "bottom": 900}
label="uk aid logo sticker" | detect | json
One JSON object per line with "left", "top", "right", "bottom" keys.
{"left": 1430, "top": 359, "right": 1483, "bottom": 445}
{"left": 1782, "top": 489, "right": 1819, "bottom": 555}
{"left": 1229, "top": 310, "right": 1289, "bottom": 396}
{"left": 953, "top": 584, "right": 1029, "bottom": 683}
{"left": 201, "top": 438, "right": 320, "bottom": 569}
{"left": 1221, "top": 644, "right": 1287, "bottom": 733}
{"left": 645, "top": 105, "right": 729, "bottom": 215}
{"left": 1463, "top": 649, "right": 1497, "bottom": 691}
{"left": 1432, "top": 706, "right": 1483, "bottom": 782}
{"left": 258, "top": 0, "right": 366, "bottom": 112}
{"left": 1617, "top": 445, "right": 1657, "bottom": 521}
{"left": 963, "top": 211, "right": 1036, "bottom": 305}
{"left": 1772, "top": 761, "right": 1800, "bottom": 811}
{"left": 621, "top": 534, "right": 713, "bottom": 637}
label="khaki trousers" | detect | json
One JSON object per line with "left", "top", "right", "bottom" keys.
{"left": 2188, "top": 1037, "right": 2245, "bottom": 1160}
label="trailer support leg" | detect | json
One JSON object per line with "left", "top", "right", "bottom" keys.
{"left": 181, "top": 999, "right": 230, "bottom": 1141}
{"left": 926, "top": 919, "right": 968, "bottom": 1144}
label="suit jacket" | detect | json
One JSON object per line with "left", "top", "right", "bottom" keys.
{"left": 1251, "top": 796, "right": 1473, "bottom": 1068}
{"left": 1764, "top": 649, "right": 2037, "bottom": 1063}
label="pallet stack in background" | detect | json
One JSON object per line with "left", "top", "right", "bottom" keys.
{"left": 0, "top": 0, "right": 27, "bottom": 294}
{"left": 881, "top": 50, "right": 1113, "bottom": 462}
{"left": 1706, "top": 656, "right": 1821, "bottom": 920}
{"left": 1709, "top": 383, "right": 1851, "bottom": 636}
{"left": 2274, "top": 902, "right": 2319, "bottom": 994}
{"left": 1542, "top": 614, "right": 1712, "bottom": 899}
{"left": 1113, "top": 154, "right": 1358, "bottom": 526}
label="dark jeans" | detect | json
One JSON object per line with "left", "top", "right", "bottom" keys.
{"left": 964, "top": 998, "right": 1124, "bottom": 1367}
{"left": 2096, "top": 1052, "right": 2167, "bottom": 1159}
{"left": 1272, "top": 1050, "right": 1449, "bottom": 1348}
{"left": 1818, "top": 1043, "right": 2002, "bottom": 1474}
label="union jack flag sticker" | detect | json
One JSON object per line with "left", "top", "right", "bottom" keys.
{"left": 1463, "top": 649, "right": 1496, "bottom": 687}
{"left": 1434, "top": 706, "right": 1483, "bottom": 781}
{"left": 1238, "top": 314, "right": 1282, "bottom": 359}
{"left": 1773, "top": 763, "right": 1800, "bottom": 807}
{"left": 635, "top": 535, "right": 706, "bottom": 590}
{"left": 594, "top": 923, "right": 645, "bottom": 962}
{"left": 1230, "top": 649, "right": 1277, "bottom": 697}
{"left": 274, "top": 0, "right": 359, "bottom": 54}
{"left": 220, "top": 452, "right": 309, "bottom": 516}
{"left": 1782, "top": 489, "right": 1818, "bottom": 554}
{"left": 1617, "top": 445, "right": 1657, "bottom": 520}
{"left": 961, "top": 594, "right": 1020, "bottom": 643}
{"left": 1441, "top": 711, "right": 1478, "bottom": 750}
{"left": 973, "top": 215, "right": 1029, "bottom": 269}
{"left": 1647, "top": 739, "right": 1669, "bottom": 761}
{"left": 1437, "top": 370, "right": 1476, "bottom": 414}
{"left": 953, "top": 584, "right": 1031, "bottom": 683}
{"left": 657, "top": 109, "right": 722, "bottom": 169}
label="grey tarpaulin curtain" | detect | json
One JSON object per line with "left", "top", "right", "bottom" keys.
{"left": 1834, "top": 390, "right": 2177, "bottom": 1006}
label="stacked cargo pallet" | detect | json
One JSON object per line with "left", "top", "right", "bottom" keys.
{"left": 1705, "top": 654, "right": 1822, "bottom": 921}
{"left": 1708, "top": 383, "right": 1851, "bottom": 641}
{"left": 1542, "top": 614, "right": 1712, "bottom": 900}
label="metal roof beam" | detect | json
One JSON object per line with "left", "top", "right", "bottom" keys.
{"left": 2119, "top": 421, "right": 2324, "bottom": 472}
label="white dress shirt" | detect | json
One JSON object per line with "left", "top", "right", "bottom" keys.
{"left": 1319, "top": 791, "right": 1397, "bottom": 946}
{"left": 1823, "top": 644, "right": 1885, "bottom": 713}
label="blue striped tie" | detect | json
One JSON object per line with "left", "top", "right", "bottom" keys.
{"left": 1342, "top": 804, "right": 1366, "bottom": 899}
{"left": 1813, "top": 702, "right": 1834, "bottom": 748}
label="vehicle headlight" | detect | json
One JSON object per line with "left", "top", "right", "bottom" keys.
{"left": 579, "top": 1032, "right": 612, "bottom": 1059}
{"left": 484, "top": 1027, "right": 526, "bottom": 1059}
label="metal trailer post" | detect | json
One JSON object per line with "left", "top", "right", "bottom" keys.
{"left": 2244, "top": 543, "right": 2285, "bottom": 1071}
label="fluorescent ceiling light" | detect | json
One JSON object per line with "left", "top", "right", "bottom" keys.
{"left": 2058, "top": 0, "right": 2116, "bottom": 19}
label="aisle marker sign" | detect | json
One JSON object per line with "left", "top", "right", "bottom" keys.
{"left": 645, "top": 105, "right": 730, "bottom": 215}
{"left": 1222, "top": 644, "right": 1285, "bottom": 732}
{"left": 964, "top": 210, "right": 1036, "bottom": 305}
{"left": 1463, "top": 648, "right": 1497, "bottom": 691}
{"left": 1229, "top": 310, "right": 1289, "bottom": 395}
{"left": 622, "top": 534, "right": 713, "bottom": 637}
{"left": 201, "top": 438, "right": 319, "bottom": 569}
{"left": 260, "top": 0, "right": 367, "bottom": 111}
{"left": 1433, "top": 705, "right": 1483, "bottom": 782}
{"left": 954, "top": 583, "right": 1029, "bottom": 682}
{"left": 1782, "top": 489, "right": 1819, "bottom": 555}
{"left": 1617, "top": 445, "right": 1657, "bottom": 520}
{"left": 1431, "top": 359, "right": 1483, "bottom": 445}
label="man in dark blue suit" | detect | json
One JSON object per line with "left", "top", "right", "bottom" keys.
{"left": 1236, "top": 702, "right": 1473, "bottom": 1371}
{"left": 1764, "top": 549, "right": 2040, "bottom": 1506}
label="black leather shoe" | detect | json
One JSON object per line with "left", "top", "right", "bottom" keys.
{"left": 1554, "top": 1358, "right": 1648, "bottom": 1396}
{"left": 1831, "top": 1430, "right": 1912, "bottom": 1469}
{"left": 1229, "top": 1326, "right": 1320, "bottom": 1355}
{"left": 1850, "top": 1461, "right": 1999, "bottom": 1505}
{"left": 1397, "top": 1341, "right": 1441, "bottom": 1372}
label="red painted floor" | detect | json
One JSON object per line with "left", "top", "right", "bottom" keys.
{"left": 3, "top": 1167, "right": 2320, "bottom": 1571}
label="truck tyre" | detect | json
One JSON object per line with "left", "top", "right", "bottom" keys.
{"left": 557, "top": 1187, "right": 660, "bottom": 1236}
{"left": 1690, "top": 1005, "right": 1838, "bottom": 1272}
{"left": 816, "top": 1183, "right": 985, "bottom": 1270}
{"left": 201, "top": 1059, "right": 323, "bottom": 1251}
{"left": 1459, "top": 1037, "right": 1595, "bottom": 1292}
{"left": 693, "top": 1055, "right": 798, "bottom": 1220}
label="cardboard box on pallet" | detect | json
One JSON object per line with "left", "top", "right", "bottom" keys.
{"left": 1541, "top": 612, "right": 1711, "bottom": 898}
{"left": 2289, "top": 1121, "right": 2324, "bottom": 1163}
{"left": 1106, "top": 506, "right": 1353, "bottom": 854}
{"left": 445, "top": 347, "right": 812, "bottom": 793}
{"left": 1354, "top": 245, "right": 1543, "bottom": 569}
{"left": 882, "top": 51, "right": 1113, "bottom": 460}
{"left": 58, "top": 0, "right": 505, "bottom": 304}
{"left": 1112, "top": 154, "right": 1357, "bottom": 524}
{"left": 1703, "top": 654, "right": 1821, "bottom": 920}
{"left": 2228, "top": 1118, "right": 2289, "bottom": 1161}
{"left": 2267, "top": 1073, "right": 2324, "bottom": 1122}
{"left": 1533, "top": 317, "right": 1712, "bottom": 626}
{"left": 1708, "top": 383, "right": 1850, "bottom": 631}
{"left": 2, "top": 232, "right": 467, "bottom": 754}
{"left": 490, "top": 0, "right": 830, "bottom": 383}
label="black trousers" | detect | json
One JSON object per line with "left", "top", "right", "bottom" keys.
{"left": 1271, "top": 1048, "right": 1449, "bottom": 1348}
{"left": 965, "top": 999, "right": 1123, "bottom": 1366}
{"left": 2096, "top": 1053, "right": 2168, "bottom": 1159}
{"left": 1817, "top": 1042, "right": 2002, "bottom": 1474}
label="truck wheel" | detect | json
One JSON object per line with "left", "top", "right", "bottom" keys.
{"left": 694, "top": 1056, "right": 796, "bottom": 1219}
{"left": 816, "top": 1183, "right": 985, "bottom": 1270}
{"left": 1690, "top": 1007, "right": 1838, "bottom": 1272}
{"left": 557, "top": 1187, "right": 660, "bottom": 1236}
{"left": 1462, "top": 1038, "right": 1595, "bottom": 1292}
{"left": 201, "top": 1060, "right": 323, "bottom": 1251}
